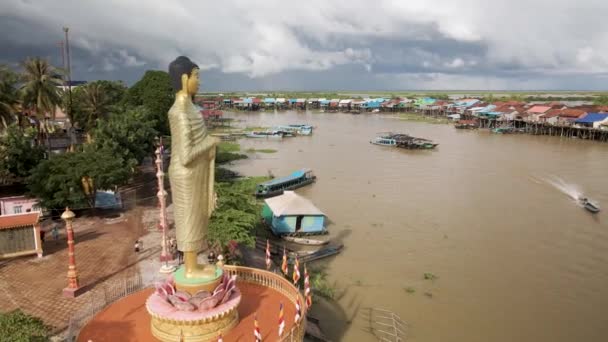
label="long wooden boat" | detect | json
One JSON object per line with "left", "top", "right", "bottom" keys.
{"left": 246, "top": 131, "right": 283, "bottom": 139}
{"left": 254, "top": 169, "right": 316, "bottom": 198}
{"left": 492, "top": 127, "right": 514, "bottom": 134}
{"left": 371, "top": 133, "right": 438, "bottom": 149}
{"left": 281, "top": 236, "right": 329, "bottom": 246}
{"left": 275, "top": 124, "right": 313, "bottom": 136}
{"left": 288, "top": 244, "right": 344, "bottom": 264}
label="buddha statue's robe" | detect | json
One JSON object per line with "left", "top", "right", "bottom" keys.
{"left": 168, "top": 93, "right": 217, "bottom": 252}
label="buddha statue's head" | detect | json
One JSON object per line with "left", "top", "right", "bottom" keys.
{"left": 169, "top": 56, "right": 200, "bottom": 98}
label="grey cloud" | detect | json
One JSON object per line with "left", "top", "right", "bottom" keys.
{"left": 1, "top": 0, "right": 607, "bottom": 90}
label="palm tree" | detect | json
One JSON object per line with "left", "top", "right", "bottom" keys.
{"left": 19, "top": 57, "right": 64, "bottom": 146}
{"left": 0, "top": 66, "right": 20, "bottom": 130}
{"left": 80, "top": 82, "right": 111, "bottom": 142}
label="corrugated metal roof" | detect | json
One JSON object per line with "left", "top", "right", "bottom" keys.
{"left": 264, "top": 191, "right": 324, "bottom": 216}
{"left": 575, "top": 113, "right": 608, "bottom": 123}
{"left": 528, "top": 106, "right": 551, "bottom": 114}
{"left": 0, "top": 212, "right": 40, "bottom": 230}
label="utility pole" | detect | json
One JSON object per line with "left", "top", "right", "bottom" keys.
{"left": 63, "top": 27, "right": 75, "bottom": 151}
{"left": 63, "top": 28, "right": 73, "bottom": 120}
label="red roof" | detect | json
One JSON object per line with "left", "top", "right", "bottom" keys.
{"left": 528, "top": 106, "right": 552, "bottom": 114}
{"left": 0, "top": 213, "right": 39, "bottom": 230}
{"left": 560, "top": 109, "right": 586, "bottom": 118}
{"left": 543, "top": 109, "right": 563, "bottom": 118}
{"left": 252, "top": 98, "right": 261, "bottom": 104}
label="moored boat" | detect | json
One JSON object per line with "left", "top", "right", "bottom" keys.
{"left": 288, "top": 244, "right": 344, "bottom": 264}
{"left": 492, "top": 127, "right": 514, "bottom": 134}
{"left": 246, "top": 131, "right": 284, "bottom": 139}
{"left": 454, "top": 120, "right": 478, "bottom": 129}
{"left": 275, "top": 124, "right": 313, "bottom": 136}
{"left": 281, "top": 236, "right": 329, "bottom": 246}
{"left": 255, "top": 169, "right": 316, "bottom": 198}
{"left": 579, "top": 197, "right": 600, "bottom": 213}
{"left": 371, "top": 133, "right": 438, "bottom": 149}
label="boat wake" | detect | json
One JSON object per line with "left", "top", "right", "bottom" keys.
{"left": 534, "top": 175, "right": 583, "bottom": 202}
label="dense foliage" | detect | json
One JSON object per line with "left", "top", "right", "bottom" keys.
{"left": 0, "top": 310, "right": 49, "bottom": 342}
{"left": 207, "top": 177, "right": 268, "bottom": 248}
{"left": 0, "top": 125, "right": 45, "bottom": 182}
{"left": 28, "top": 147, "right": 130, "bottom": 209}
{"left": 92, "top": 107, "right": 158, "bottom": 169}
{"left": 70, "top": 80, "right": 127, "bottom": 133}
{"left": 0, "top": 66, "right": 20, "bottom": 129}
{"left": 123, "top": 70, "right": 174, "bottom": 135}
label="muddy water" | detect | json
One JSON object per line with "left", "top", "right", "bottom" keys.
{"left": 226, "top": 111, "right": 608, "bottom": 342}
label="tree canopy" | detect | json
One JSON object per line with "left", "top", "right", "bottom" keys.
{"left": 70, "top": 80, "right": 127, "bottom": 133}
{"left": 0, "top": 125, "right": 45, "bottom": 183}
{"left": 28, "top": 147, "right": 130, "bottom": 209}
{"left": 92, "top": 106, "right": 158, "bottom": 169}
{"left": 0, "top": 66, "right": 20, "bottom": 129}
{"left": 123, "top": 70, "right": 173, "bottom": 135}
{"left": 19, "top": 57, "right": 63, "bottom": 119}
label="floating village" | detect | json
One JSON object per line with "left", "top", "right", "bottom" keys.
{"left": 198, "top": 96, "right": 608, "bottom": 142}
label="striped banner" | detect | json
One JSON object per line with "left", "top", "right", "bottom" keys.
{"left": 278, "top": 302, "right": 285, "bottom": 337}
{"left": 254, "top": 313, "right": 262, "bottom": 341}
{"left": 292, "top": 256, "right": 301, "bottom": 285}
{"left": 304, "top": 264, "right": 312, "bottom": 308}
{"left": 281, "top": 247, "right": 288, "bottom": 275}
{"left": 265, "top": 239, "right": 271, "bottom": 270}
{"left": 295, "top": 296, "right": 302, "bottom": 324}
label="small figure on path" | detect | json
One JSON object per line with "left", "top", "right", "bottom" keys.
{"left": 51, "top": 226, "right": 59, "bottom": 243}
{"left": 134, "top": 240, "right": 140, "bottom": 253}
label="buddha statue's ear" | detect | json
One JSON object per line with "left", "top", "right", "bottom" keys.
{"left": 180, "top": 73, "right": 189, "bottom": 93}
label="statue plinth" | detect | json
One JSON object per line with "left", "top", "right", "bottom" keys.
{"left": 174, "top": 265, "right": 223, "bottom": 295}
{"left": 147, "top": 288, "right": 241, "bottom": 342}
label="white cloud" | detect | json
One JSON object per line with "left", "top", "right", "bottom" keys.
{"left": 445, "top": 58, "right": 465, "bottom": 68}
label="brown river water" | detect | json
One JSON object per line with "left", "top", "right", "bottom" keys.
{"left": 225, "top": 110, "right": 608, "bottom": 342}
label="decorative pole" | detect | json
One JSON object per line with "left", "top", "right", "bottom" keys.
{"left": 157, "top": 138, "right": 175, "bottom": 273}
{"left": 62, "top": 207, "right": 81, "bottom": 297}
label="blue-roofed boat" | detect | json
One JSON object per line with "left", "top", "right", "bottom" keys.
{"left": 255, "top": 169, "right": 316, "bottom": 198}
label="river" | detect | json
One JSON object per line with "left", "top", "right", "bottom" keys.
{"left": 225, "top": 110, "right": 608, "bottom": 342}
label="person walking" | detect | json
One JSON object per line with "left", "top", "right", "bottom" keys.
{"left": 51, "top": 226, "right": 59, "bottom": 243}
{"left": 134, "top": 240, "right": 140, "bottom": 253}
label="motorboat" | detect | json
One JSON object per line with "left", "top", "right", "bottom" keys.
{"left": 579, "top": 197, "right": 600, "bottom": 213}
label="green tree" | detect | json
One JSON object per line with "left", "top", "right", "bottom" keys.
{"left": 207, "top": 178, "right": 266, "bottom": 248}
{"left": 92, "top": 107, "right": 158, "bottom": 169}
{"left": 70, "top": 80, "right": 128, "bottom": 135}
{"left": 28, "top": 148, "right": 130, "bottom": 210}
{"left": 0, "top": 66, "right": 20, "bottom": 130}
{"left": 0, "top": 125, "right": 45, "bottom": 183}
{"left": 123, "top": 70, "right": 173, "bottom": 135}
{"left": 0, "top": 310, "right": 49, "bottom": 342}
{"left": 19, "top": 57, "right": 63, "bottom": 120}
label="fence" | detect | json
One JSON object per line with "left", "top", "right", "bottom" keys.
{"left": 368, "top": 307, "right": 406, "bottom": 342}
{"left": 64, "top": 273, "right": 143, "bottom": 341}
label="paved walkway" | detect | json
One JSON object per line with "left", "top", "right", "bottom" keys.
{"left": 0, "top": 210, "right": 148, "bottom": 332}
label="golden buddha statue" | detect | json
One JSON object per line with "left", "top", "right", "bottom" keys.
{"left": 168, "top": 56, "right": 219, "bottom": 290}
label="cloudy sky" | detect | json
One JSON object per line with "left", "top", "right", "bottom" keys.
{"left": 2, "top": 0, "right": 608, "bottom": 91}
